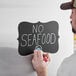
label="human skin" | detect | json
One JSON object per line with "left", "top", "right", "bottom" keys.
{"left": 70, "top": 8, "right": 76, "bottom": 31}
{"left": 32, "top": 50, "right": 50, "bottom": 76}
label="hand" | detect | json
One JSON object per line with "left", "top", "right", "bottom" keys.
{"left": 32, "top": 50, "right": 51, "bottom": 76}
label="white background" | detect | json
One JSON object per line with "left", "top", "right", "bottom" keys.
{"left": 0, "top": 0, "right": 73, "bottom": 76}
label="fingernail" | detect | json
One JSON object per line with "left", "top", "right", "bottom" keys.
{"left": 34, "top": 49, "right": 38, "bottom": 51}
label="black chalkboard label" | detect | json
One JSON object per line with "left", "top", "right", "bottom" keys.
{"left": 17, "top": 21, "right": 59, "bottom": 56}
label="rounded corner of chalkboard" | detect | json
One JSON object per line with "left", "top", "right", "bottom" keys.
{"left": 51, "top": 48, "right": 59, "bottom": 54}
{"left": 18, "top": 21, "right": 24, "bottom": 25}
{"left": 18, "top": 49, "right": 25, "bottom": 56}
{"left": 55, "top": 50, "right": 59, "bottom": 53}
{"left": 18, "top": 21, "right": 25, "bottom": 29}
{"left": 51, "top": 50, "right": 58, "bottom": 54}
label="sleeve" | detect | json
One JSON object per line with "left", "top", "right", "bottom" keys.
{"left": 57, "top": 59, "right": 69, "bottom": 76}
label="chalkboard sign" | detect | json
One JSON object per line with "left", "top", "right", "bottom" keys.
{"left": 17, "top": 21, "right": 59, "bottom": 56}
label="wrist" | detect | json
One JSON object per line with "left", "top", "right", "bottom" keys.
{"left": 37, "top": 70, "right": 48, "bottom": 76}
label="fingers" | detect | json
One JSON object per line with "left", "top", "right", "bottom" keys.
{"left": 46, "top": 53, "right": 51, "bottom": 62}
{"left": 33, "top": 50, "right": 38, "bottom": 61}
{"left": 33, "top": 50, "right": 43, "bottom": 61}
{"left": 43, "top": 53, "right": 51, "bottom": 62}
{"left": 33, "top": 50, "right": 51, "bottom": 62}
{"left": 37, "top": 50, "right": 43, "bottom": 61}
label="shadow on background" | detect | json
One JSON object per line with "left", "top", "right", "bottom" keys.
{"left": 0, "top": 47, "right": 36, "bottom": 76}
